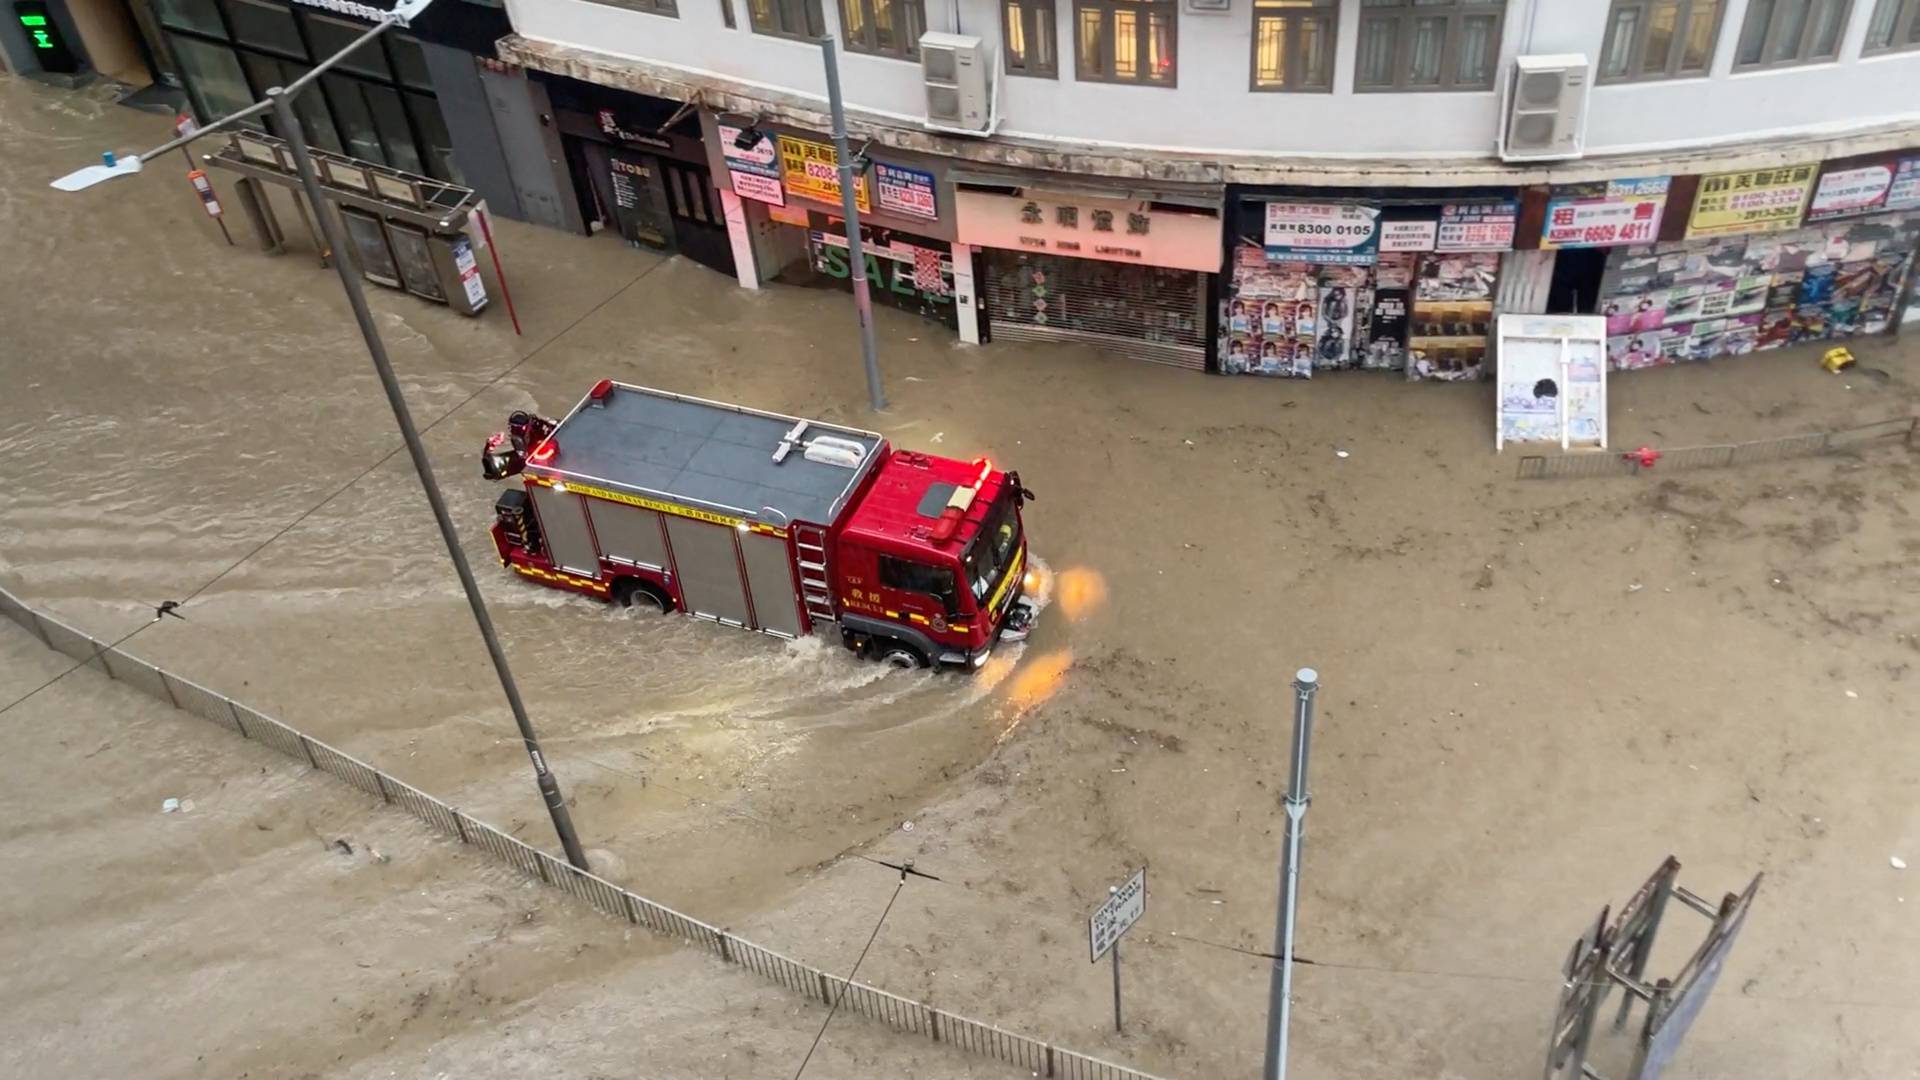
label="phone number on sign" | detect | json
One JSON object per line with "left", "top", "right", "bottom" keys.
{"left": 1548, "top": 221, "right": 1656, "bottom": 245}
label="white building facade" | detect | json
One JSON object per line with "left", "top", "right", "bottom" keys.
{"left": 491, "top": 0, "right": 1920, "bottom": 376}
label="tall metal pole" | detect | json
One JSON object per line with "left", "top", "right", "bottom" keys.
{"left": 267, "top": 87, "right": 590, "bottom": 872}
{"left": 819, "top": 36, "right": 886, "bottom": 413}
{"left": 1263, "top": 668, "right": 1319, "bottom": 1080}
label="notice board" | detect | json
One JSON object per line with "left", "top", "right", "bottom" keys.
{"left": 1496, "top": 314, "right": 1608, "bottom": 451}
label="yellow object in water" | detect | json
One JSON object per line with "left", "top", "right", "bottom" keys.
{"left": 1822, "top": 347, "right": 1856, "bottom": 374}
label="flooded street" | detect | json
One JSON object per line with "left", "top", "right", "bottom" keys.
{"left": 6, "top": 71, "right": 1920, "bottom": 1079}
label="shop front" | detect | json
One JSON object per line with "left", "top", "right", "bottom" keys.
{"left": 1557, "top": 156, "right": 1918, "bottom": 368}
{"left": 706, "top": 117, "right": 960, "bottom": 332}
{"left": 1222, "top": 190, "right": 1518, "bottom": 381}
{"left": 133, "top": 0, "right": 463, "bottom": 180}
{"left": 955, "top": 187, "right": 1223, "bottom": 370}
{"left": 543, "top": 73, "right": 733, "bottom": 276}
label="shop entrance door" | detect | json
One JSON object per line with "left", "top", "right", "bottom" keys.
{"left": 658, "top": 158, "right": 736, "bottom": 276}
{"left": 1547, "top": 248, "right": 1609, "bottom": 313}
{"left": 581, "top": 142, "right": 674, "bottom": 252}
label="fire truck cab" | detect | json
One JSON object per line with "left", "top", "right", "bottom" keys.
{"left": 483, "top": 381, "right": 1036, "bottom": 670}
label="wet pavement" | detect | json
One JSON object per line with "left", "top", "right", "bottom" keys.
{"left": 5, "top": 71, "right": 1920, "bottom": 1079}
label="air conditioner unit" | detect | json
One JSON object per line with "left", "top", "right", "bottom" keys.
{"left": 1500, "top": 54, "right": 1590, "bottom": 163}
{"left": 920, "top": 32, "right": 989, "bottom": 134}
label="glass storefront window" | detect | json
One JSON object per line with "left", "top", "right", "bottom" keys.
{"left": 226, "top": 0, "right": 303, "bottom": 55}
{"left": 304, "top": 15, "right": 390, "bottom": 79}
{"left": 169, "top": 33, "right": 253, "bottom": 117}
{"left": 364, "top": 85, "right": 424, "bottom": 174}
{"left": 153, "top": 0, "right": 225, "bottom": 37}
{"left": 387, "top": 34, "right": 435, "bottom": 90}
{"left": 242, "top": 53, "right": 342, "bottom": 151}
{"left": 406, "top": 92, "right": 461, "bottom": 181}
{"left": 323, "top": 74, "right": 385, "bottom": 163}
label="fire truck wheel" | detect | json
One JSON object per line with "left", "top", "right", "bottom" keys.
{"left": 878, "top": 642, "right": 929, "bottom": 669}
{"left": 613, "top": 579, "right": 672, "bottom": 614}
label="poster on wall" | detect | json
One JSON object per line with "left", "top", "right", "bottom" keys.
{"left": 1263, "top": 202, "right": 1381, "bottom": 264}
{"left": 873, "top": 162, "right": 938, "bottom": 220}
{"left": 1436, "top": 200, "right": 1518, "bottom": 252}
{"left": 1542, "top": 177, "right": 1669, "bottom": 249}
{"left": 1408, "top": 252, "right": 1497, "bottom": 381}
{"left": 1380, "top": 220, "right": 1438, "bottom": 252}
{"left": 1495, "top": 314, "right": 1607, "bottom": 451}
{"left": 1686, "top": 165, "right": 1817, "bottom": 237}
{"left": 778, "top": 134, "right": 871, "bottom": 212}
{"left": 718, "top": 124, "right": 785, "bottom": 206}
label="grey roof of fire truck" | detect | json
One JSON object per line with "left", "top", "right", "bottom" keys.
{"left": 531, "top": 383, "right": 884, "bottom": 526}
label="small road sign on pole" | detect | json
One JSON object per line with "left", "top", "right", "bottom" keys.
{"left": 1090, "top": 867, "right": 1146, "bottom": 1034}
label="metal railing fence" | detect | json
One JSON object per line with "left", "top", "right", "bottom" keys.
{"left": 0, "top": 587, "right": 1165, "bottom": 1080}
{"left": 1516, "top": 416, "right": 1917, "bottom": 480}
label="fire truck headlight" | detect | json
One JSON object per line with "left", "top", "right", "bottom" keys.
{"left": 1024, "top": 570, "right": 1039, "bottom": 592}
{"left": 971, "top": 649, "right": 990, "bottom": 669}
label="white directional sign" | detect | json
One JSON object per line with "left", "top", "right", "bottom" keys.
{"left": 1089, "top": 868, "right": 1147, "bottom": 962}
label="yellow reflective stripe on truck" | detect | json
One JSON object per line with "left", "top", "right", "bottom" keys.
{"left": 985, "top": 545, "right": 1024, "bottom": 621}
{"left": 530, "top": 477, "right": 787, "bottom": 537}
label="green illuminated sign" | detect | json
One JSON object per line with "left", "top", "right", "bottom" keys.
{"left": 12, "top": 1, "right": 77, "bottom": 71}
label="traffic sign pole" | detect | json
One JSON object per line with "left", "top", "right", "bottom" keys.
{"left": 1111, "top": 936, "right": 1124, "bottom": 1033}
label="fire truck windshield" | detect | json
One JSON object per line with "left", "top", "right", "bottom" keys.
{"left": 962, "top": 486, "right": 1021, "bottom": 603}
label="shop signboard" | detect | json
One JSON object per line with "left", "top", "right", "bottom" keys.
{"left": 956, "top": 189, "right": 1223, "bottom": 272}
{"left": 718, "top": 124, "right": 785, "bottom": 207}
{"left": 1262, "top": 202, "right": 1381, "bottom": 265}
{"left": 1542, "top": 177, "right": 1670, "bottom": 249}
{"left": 1806, "top": 155, "right": 1920, "bottom": 222}
{"left": 1379, "top": 219, "right": 1438, "bottom": 252}
{"left": 1686, "top": 164, "right": 1817, "bottom": 238}
{"left": 777, "top": 134, "right": 871, "bottom": 213}
{"left": 874, "top": 162, "right": 938, "bottom": 220}
{"left": 1437, "top": 200, "right": 1518, "bottom": 252}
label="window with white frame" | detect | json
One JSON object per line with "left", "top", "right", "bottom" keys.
{"left": 748, "top": 0, "right": 825, "bottom": 39}
{"left": 1733, "top": 0, "right": 1853, "bottom": 68}
{"left": 1004, "top": 0, "right": 1059, "bottom": 76}
{"left": 840, "top": 0, "right": 926, "bottom": 58}
{"left": 1251, "top": 0, "right": 1336, "bottom": 91}
{"left": 1355, "top": 0, "right": 1506, "bottom": 92}
{"left": 1864, "top": 0, "right": 1920, "bottom": 51}
{"left": 1597, "top": 0, "right": 1725, "bottom": 81}
{"left": 1074, "top": 0, "right": 1176, "bottom": 86}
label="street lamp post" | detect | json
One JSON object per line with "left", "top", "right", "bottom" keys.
{"left": 1263, "top": 668, "right": 1320, "bottom": 1080}
{"left": 51, "top": 9, "right": 590, "bottom": 872}
{"left": 818, "top": 35, "right": 886, "bottom": 413}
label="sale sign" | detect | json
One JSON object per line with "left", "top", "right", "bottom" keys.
{"left": 1436, "top": 200, "right": 1518, "bottom": 252}
{"left": 1541, "top": 176, "right": 1670, "bottom": 249}
{"left": 1263, "top": 202, "right": 1380, "bottom": 265}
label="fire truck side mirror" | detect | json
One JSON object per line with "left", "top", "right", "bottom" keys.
{"left": 481, "top": 433, "right": 524, "bottom": 480}
{"left": 1007, "top": 470, "right": 1036, "bottom": 503}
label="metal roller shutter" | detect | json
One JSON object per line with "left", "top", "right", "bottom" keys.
{"left": 984, "top": 250, "right": 1209, "bottom": 369}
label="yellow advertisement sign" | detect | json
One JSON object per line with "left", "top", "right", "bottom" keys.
{"left": 1686, "top": 164, "right": 1817, "bottom": 238}
{"left": 777, "top": 134, "right": 871, "bottom": 213}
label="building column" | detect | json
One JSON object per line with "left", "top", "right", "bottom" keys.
{"left": 720, "top": 189, "right": 760, "bottom": 290}
{"left": 951, "top": 241, "right": 981, "bottom": 344}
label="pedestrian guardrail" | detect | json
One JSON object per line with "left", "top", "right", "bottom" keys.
{"left": 0, "top": 585, "right": 1166, "bottom": 1080}
{"left": 1516, "top": 415, "right": 1916, "bottom": 480}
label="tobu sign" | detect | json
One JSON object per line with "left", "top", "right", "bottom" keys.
{"left": 1263, "top": 202, "right": 1381, "bottom": 264}
{"left": 955, "top": 189, "right": 1224, "bottom": 271}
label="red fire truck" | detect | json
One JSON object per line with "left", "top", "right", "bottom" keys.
{"left": 481, "top": 381, "right": 1037, "bottom": 670}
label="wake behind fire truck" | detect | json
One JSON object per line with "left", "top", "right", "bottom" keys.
{"left": 481, "top": 381, "right": 1037, "bottom": 669}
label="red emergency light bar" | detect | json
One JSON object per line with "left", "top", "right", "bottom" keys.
{"left": 929, "top": 458, "right": 996, "bottom": 543}
{"left": 529, "top": 438, "right": 557, "bottom": 465}
{"left": 590, "top": 379, "right": 614, "bottom": 402}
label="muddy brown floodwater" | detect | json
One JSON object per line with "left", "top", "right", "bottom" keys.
{"left": 4, "top": 73, "right": 1919, "bottom": 1079}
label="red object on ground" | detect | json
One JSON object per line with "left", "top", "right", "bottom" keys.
{"left": 1626, "top": 447, "right": 1662, "bottom": 468}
